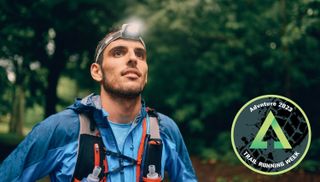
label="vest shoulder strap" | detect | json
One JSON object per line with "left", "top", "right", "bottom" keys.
{"left": 147, "top": 107, "right": 161, "bottom": 139}
{"left": 149, "top": 116, "right": 160, "bottom": 139}
{"left": 79, "top": 113, "right": 98, "bottom": 136}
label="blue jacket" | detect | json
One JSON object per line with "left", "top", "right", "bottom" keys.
{"left": 0, "top": 94, "right": 197, "bottom": 182}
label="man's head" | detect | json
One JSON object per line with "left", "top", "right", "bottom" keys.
{"left": 90, "top": 23, "right": 148, "bottom": 99}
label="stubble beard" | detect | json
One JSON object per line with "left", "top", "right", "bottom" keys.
{"left": 102, "top": 72, "right": 144, "bottom": 100}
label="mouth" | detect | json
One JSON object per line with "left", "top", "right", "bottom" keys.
{"left": 121, "top": 68, "right": 142, "bottom": 78}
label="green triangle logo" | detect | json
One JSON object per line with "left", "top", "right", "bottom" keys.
{"left": 250, "top": 111, "right": 292, "bottom": 149}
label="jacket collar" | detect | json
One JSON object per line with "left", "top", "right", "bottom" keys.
{"left": 69, "top": 93, "right": 147, "bottom": 126}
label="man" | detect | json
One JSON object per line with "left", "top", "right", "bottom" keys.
{"left": 0, "top": 23, "right": 197, "bottom": 182}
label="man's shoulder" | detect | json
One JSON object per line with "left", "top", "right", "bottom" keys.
{"left": 157, "top": 113, "right": 179, "bottom": 130}
{"left": 44, "top": 108, "right": 80, "bottom": 128}
{"left": 30, "top": 108, "right": 80, "bottom": 148}
{"left": 156, "top": 112, "right": 182, "bottom": 141}
{"left": 33, "top": 108, "right": 78, "bottom": 133}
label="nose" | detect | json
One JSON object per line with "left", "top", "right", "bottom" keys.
{"left": 127, "top": 49, "right": 137, "bottom": 67}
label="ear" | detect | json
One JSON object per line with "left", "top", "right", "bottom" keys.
{"left": 145, "top": 73, "right": 148, "bottom": 85}
{"left": 90, "top": 63, "right": 103, "bottom": 82}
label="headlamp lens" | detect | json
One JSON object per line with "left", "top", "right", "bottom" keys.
{"left": 122, "top": 24, "right": 141, "bottom": 38}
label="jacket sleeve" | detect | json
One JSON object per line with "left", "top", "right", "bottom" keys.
{"left": 159, "top": 113, "right": 198, "bottom": 182}
{"left": 0, "top": 110, "right": 79, "bottom": 182}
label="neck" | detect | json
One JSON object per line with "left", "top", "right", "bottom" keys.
{"left": 100, "top": 90, "right": 142, "bottom": 124}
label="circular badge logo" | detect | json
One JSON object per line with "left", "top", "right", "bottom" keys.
{"left": 231, "top": 95, "right": 311, "bottom": 175}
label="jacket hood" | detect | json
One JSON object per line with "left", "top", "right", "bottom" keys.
{"left": 68, "top": 93, "right": 102, "bottom": 114}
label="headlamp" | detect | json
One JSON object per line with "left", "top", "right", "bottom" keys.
{"left": 94, "top": 23, "right": 145, "bottom": 63}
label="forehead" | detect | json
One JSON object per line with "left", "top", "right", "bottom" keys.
{"left": 105, "top": 39, "right": 146, "bottom": 51}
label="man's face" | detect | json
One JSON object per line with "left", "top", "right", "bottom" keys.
{"left": 100, "top": 39, "right": 148, "bottom": 98}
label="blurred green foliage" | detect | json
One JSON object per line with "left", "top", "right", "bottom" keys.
{"left": 299, "top": 137, "right": 320, "bottom": 172}
{"left": 200, "top": 132, "right": 240, "bottom": 165}
{"left": 0, "top": 0, "right": 319, "bottom": 173}
{"left": 0, "top": 133, "right": 24, "bottom": 146}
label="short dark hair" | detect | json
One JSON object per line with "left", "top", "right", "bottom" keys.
{"left": 93, "top": 26, "right": 121, "bottom": 66}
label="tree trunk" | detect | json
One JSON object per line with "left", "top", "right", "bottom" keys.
{"left": 44, "top": 67, "right": 60, "bottom": 117}
{"left": 44, "top": 35, "right": 68, "bottom": 117}
{"left": 9, "top": 84, "right": 25, "bottom": 136}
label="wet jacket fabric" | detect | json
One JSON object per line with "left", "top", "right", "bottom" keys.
{"left": 0, "top": 94, "right": 197, "bottom": 182}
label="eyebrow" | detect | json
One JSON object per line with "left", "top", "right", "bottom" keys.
{"left": 134, "top": 48, "right": 146, "bottom": 54}
{"left": 109, "top": 46, "right": 127, "bottom": 52}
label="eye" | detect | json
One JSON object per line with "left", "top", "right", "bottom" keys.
{"left": 113, "top": 50, "right": 124, "bottom": 57}
{"left": 135, "top": 49, "right": 146, "bottom": 60}
{"left": 110, "top": 47, "right": 127, "bottom": 58}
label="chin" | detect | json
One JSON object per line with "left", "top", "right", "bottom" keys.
{"left": 123, "top": 86, "right": 144, "bottom": 94}
{"left": 123, "top": 82, "right": 145, "bottom": 89}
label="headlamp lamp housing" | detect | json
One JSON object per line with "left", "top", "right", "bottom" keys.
{"left": 94, "top": 24, "right": 145, "bottom": 63}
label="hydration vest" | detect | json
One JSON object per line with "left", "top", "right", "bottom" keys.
{"left": 72, "top": 108, "right": 162, "bottom": 182}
